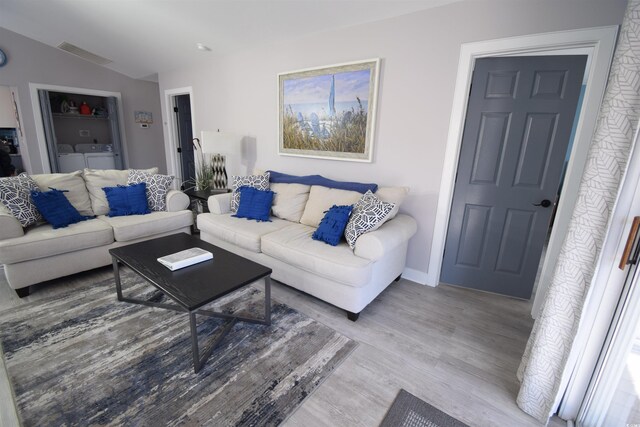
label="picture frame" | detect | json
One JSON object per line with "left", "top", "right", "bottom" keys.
{"left": 278, "top": 58, "right": 380, "bottom": 162}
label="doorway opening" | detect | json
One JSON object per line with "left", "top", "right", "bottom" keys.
{"left": 427, "top": 26, "right": 618, "bottom": 316}
{"left": 164, "top": 88, "right": 195, "bottom": 190}
{"left": 29, "top": 83, "right": 128, "bottom": 174}
{"left": 440, "top": 55, "right": 587, "bottom": 300}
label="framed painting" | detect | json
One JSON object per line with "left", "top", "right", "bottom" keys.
{"left": 278, "top": 58, "right": 380, "bottom": 162}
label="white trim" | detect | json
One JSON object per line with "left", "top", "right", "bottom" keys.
{"left": 28, "top": 83, "right": 129, "bottom": 173}
{"left": 426, "top": 27, "right": 619, "bottom": 315}
{"left": 9, "top": 86, "right": 32, "bottom": 173}
{"left": 558, "top": 127, "right": 640, "bottom": 420}
{"left": 163, "top": 86, "right": 195, "bottom": 185}
{"left": 402, "top": 267, "right": 430, "bottom": 286}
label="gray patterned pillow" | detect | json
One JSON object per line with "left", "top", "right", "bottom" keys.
{"left": 127, "top": 170, "right": 174, "bottom": 211}
{"left": 231, "top": 172, "right": 270, "bottom": 213}
{"left": 344, "top": 190, "right": 395, "bottom": 249}
{"left": 0, "top": 173, "right": 43, "bottom": 227}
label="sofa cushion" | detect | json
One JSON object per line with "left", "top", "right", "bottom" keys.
{"left": 0, "top": 218, "right": 114, "bottom": 264}
{"left": 270, "top": 183, "right": 310, "bottom": 222}
{"left": 261, "top": 223, "right": 372, "bottom": 288}
{"left": 197, "top": 213, "right": 291, "bottom": 253}
{"left": 375, "top": 186, "right": 409, "bottom": 220}
{"left": 32, "top": 171, "right": 94, "bottom": 216}
{"left": 83, "top": 168, "right": 158, "bottom": 216}
{"left": 299, "top": 186, "right": 362, "bottom": 228}
{"left": 98, "top": 210, "right": 192, "bottom": 242}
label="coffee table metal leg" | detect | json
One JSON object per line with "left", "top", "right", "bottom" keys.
{"left": 264, "top": 276, "right": 271, "bottom": 326}
{"left": 112, "top": 256, "right": 123, "bottom": 301}
{"left": 189, "top": 312, "right": 201, "bottom": 373}
{"left": 189, "top": 311, "right": 237, "bottom": 374}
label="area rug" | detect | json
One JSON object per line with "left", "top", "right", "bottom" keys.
{"left": 380, "top": 389, "right": 469, "bottom": 427}
{"left": 0, "top": 271, "right": 357, "bottom": 426}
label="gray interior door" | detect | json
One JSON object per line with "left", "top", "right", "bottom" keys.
{"left": 175, "top": 94, "right": 195, "bottom": 188}
{"left": 441, "top": 55, "right": 587, "bottom": 299}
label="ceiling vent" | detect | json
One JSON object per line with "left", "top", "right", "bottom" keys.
{"left": 56, "top": 42, "right": 112, "bottom": 65}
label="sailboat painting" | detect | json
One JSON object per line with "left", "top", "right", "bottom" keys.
{"left": 278, "top": 59, "right": 380, "bottom": 162}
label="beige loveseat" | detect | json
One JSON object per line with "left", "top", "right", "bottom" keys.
{"left": 197, "top": 180, "right": 417, "bottom": 321}
{"left": 0, "top": 169, "right": 193, "bottom": 297}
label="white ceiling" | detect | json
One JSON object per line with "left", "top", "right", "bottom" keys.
{"left": 0, "top": 0, "right": 460, "bottom": 81}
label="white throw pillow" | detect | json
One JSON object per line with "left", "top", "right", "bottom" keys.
{"left": 231, "top": 172, "right": 270, "bottom": 213}
{"left": 299, "top": 186, "right": 363, "bottom": 228}
{"left": 33, "top": 171, "right": 94, "bottom": 216}
{"left": 127, "top": 170, "right": 174, "bottom": 211}
{"left": 0, "top": 173, "right": 43, "bottom": 227}
{"left": 344, "top": 190, "right": 396, "bottom": 249}
{"left": 270, "top": 183, "right": 311, "bottom": 223}
{"left": 375, "top": 186, "right": 409, "bottom": 220}
{"left": 83, "top": 168, "right": 158, "bottom": 215}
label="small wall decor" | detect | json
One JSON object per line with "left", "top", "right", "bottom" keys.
{"left": 134, "top": 111, "right": 153, "bottom": 124}
{"left": 278, "top": 58, "right": 380, "bottom": 162}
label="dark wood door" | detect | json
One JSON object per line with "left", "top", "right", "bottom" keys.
{"left": 441, "top": 55, "right": 587, "bottom": 299}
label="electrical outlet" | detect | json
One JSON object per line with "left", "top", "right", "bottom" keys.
{"left": 79, "top": 130, "right": 91, "bottom": 137}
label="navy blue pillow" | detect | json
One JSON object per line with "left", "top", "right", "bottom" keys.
{"left": 103, "top": 183, "right": 150, "bottom": 217}
{"left": 233, "top": 186, "right": 274, "bottom": 222}
{"left": 30, "top": 188, "right": 91, "bottom": 229}
{"left": 312, "top": 204, "right": 353, "bottom": 246}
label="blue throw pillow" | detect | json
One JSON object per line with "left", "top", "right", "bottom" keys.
{"left": 233, "top": 186, "right": 274, "bottom": 222}
{"left": 312, "top": 205, "right": 353, "bottom": 246}
{"left": 103, "top": 183, "right": 150, "bottom": 217}
{"left": 30, "top": 188, "right": 91, "bottom": 229}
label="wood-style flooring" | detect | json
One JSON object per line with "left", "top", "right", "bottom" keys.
{"left": 0, "top": 265, "right": 564, "bottom": 427}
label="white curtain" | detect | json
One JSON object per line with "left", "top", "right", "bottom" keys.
{"left": 517, "top": 0, "right": 640, "bottom": 422}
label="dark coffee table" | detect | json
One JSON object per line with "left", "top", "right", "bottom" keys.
{"left": 109, "top": 233, "right": 272, "bottom": 373}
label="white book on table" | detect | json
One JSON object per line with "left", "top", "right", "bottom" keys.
{"left": 157, "top": 247, "right": 213, "bottom": 271}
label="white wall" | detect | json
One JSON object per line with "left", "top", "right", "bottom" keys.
{"left": 158, "top": 0, "right": 627, "bottom": 279}
{"left": 0, "top": 27, "right": 166, "bottom": 173}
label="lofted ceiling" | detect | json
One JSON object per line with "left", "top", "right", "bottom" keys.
{"left": 0, "top": 0, "right": 461, "bottom": 81}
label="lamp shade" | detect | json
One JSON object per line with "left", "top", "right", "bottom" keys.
{"left": 201, "top": 131, "right": 243, "bottom": 178}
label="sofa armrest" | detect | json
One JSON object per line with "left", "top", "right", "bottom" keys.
{"left": 0, "top": 213, "right": 24, "bottom": 240}
{"left": 354, "top": 214, "right": 418, "bottom": 261}
{"left": 166, "top": 190, "right": 190, "bottom": 212}
{"left": 208, "top": 193, "right": 232, "bottom": 214}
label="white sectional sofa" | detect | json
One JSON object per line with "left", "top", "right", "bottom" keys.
{"left": 0, "top": 169, "right": 193, "bottom": 297}
{"left": 197, "top": 178, "right": 417, "bottom": 321}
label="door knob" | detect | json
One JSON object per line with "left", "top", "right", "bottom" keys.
{"left": 533, "top": 199, "right": 552, "bottom": 208}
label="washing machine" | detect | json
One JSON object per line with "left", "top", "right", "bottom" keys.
{"left": 85, "top": 153, "right": 116, "bottom": 169}
{"left": 57, "top": 153, "right": 86, "bottom": 173}
{"left": 76, "top": 144, "right": 116, "bottom": 170}
{"left": 57, "top": 143, "right": 85, "bottom": 172}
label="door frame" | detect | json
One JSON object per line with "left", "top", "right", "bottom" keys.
{"left": 164, "top": 87, "right": 195, "bottom": 186}
{"left": 427, "top": 26, "right": 618, "bottom": 315}
{"left": 28, "top": 83, "right": 128, "bottom": 173}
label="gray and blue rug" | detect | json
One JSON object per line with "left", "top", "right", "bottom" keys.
{"left": 0, "top": 271, "right": 357, "bottom": 426}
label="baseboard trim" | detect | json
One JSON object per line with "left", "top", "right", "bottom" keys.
{"left": 401, "top": 268, "right": 432, "bottom": 286}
